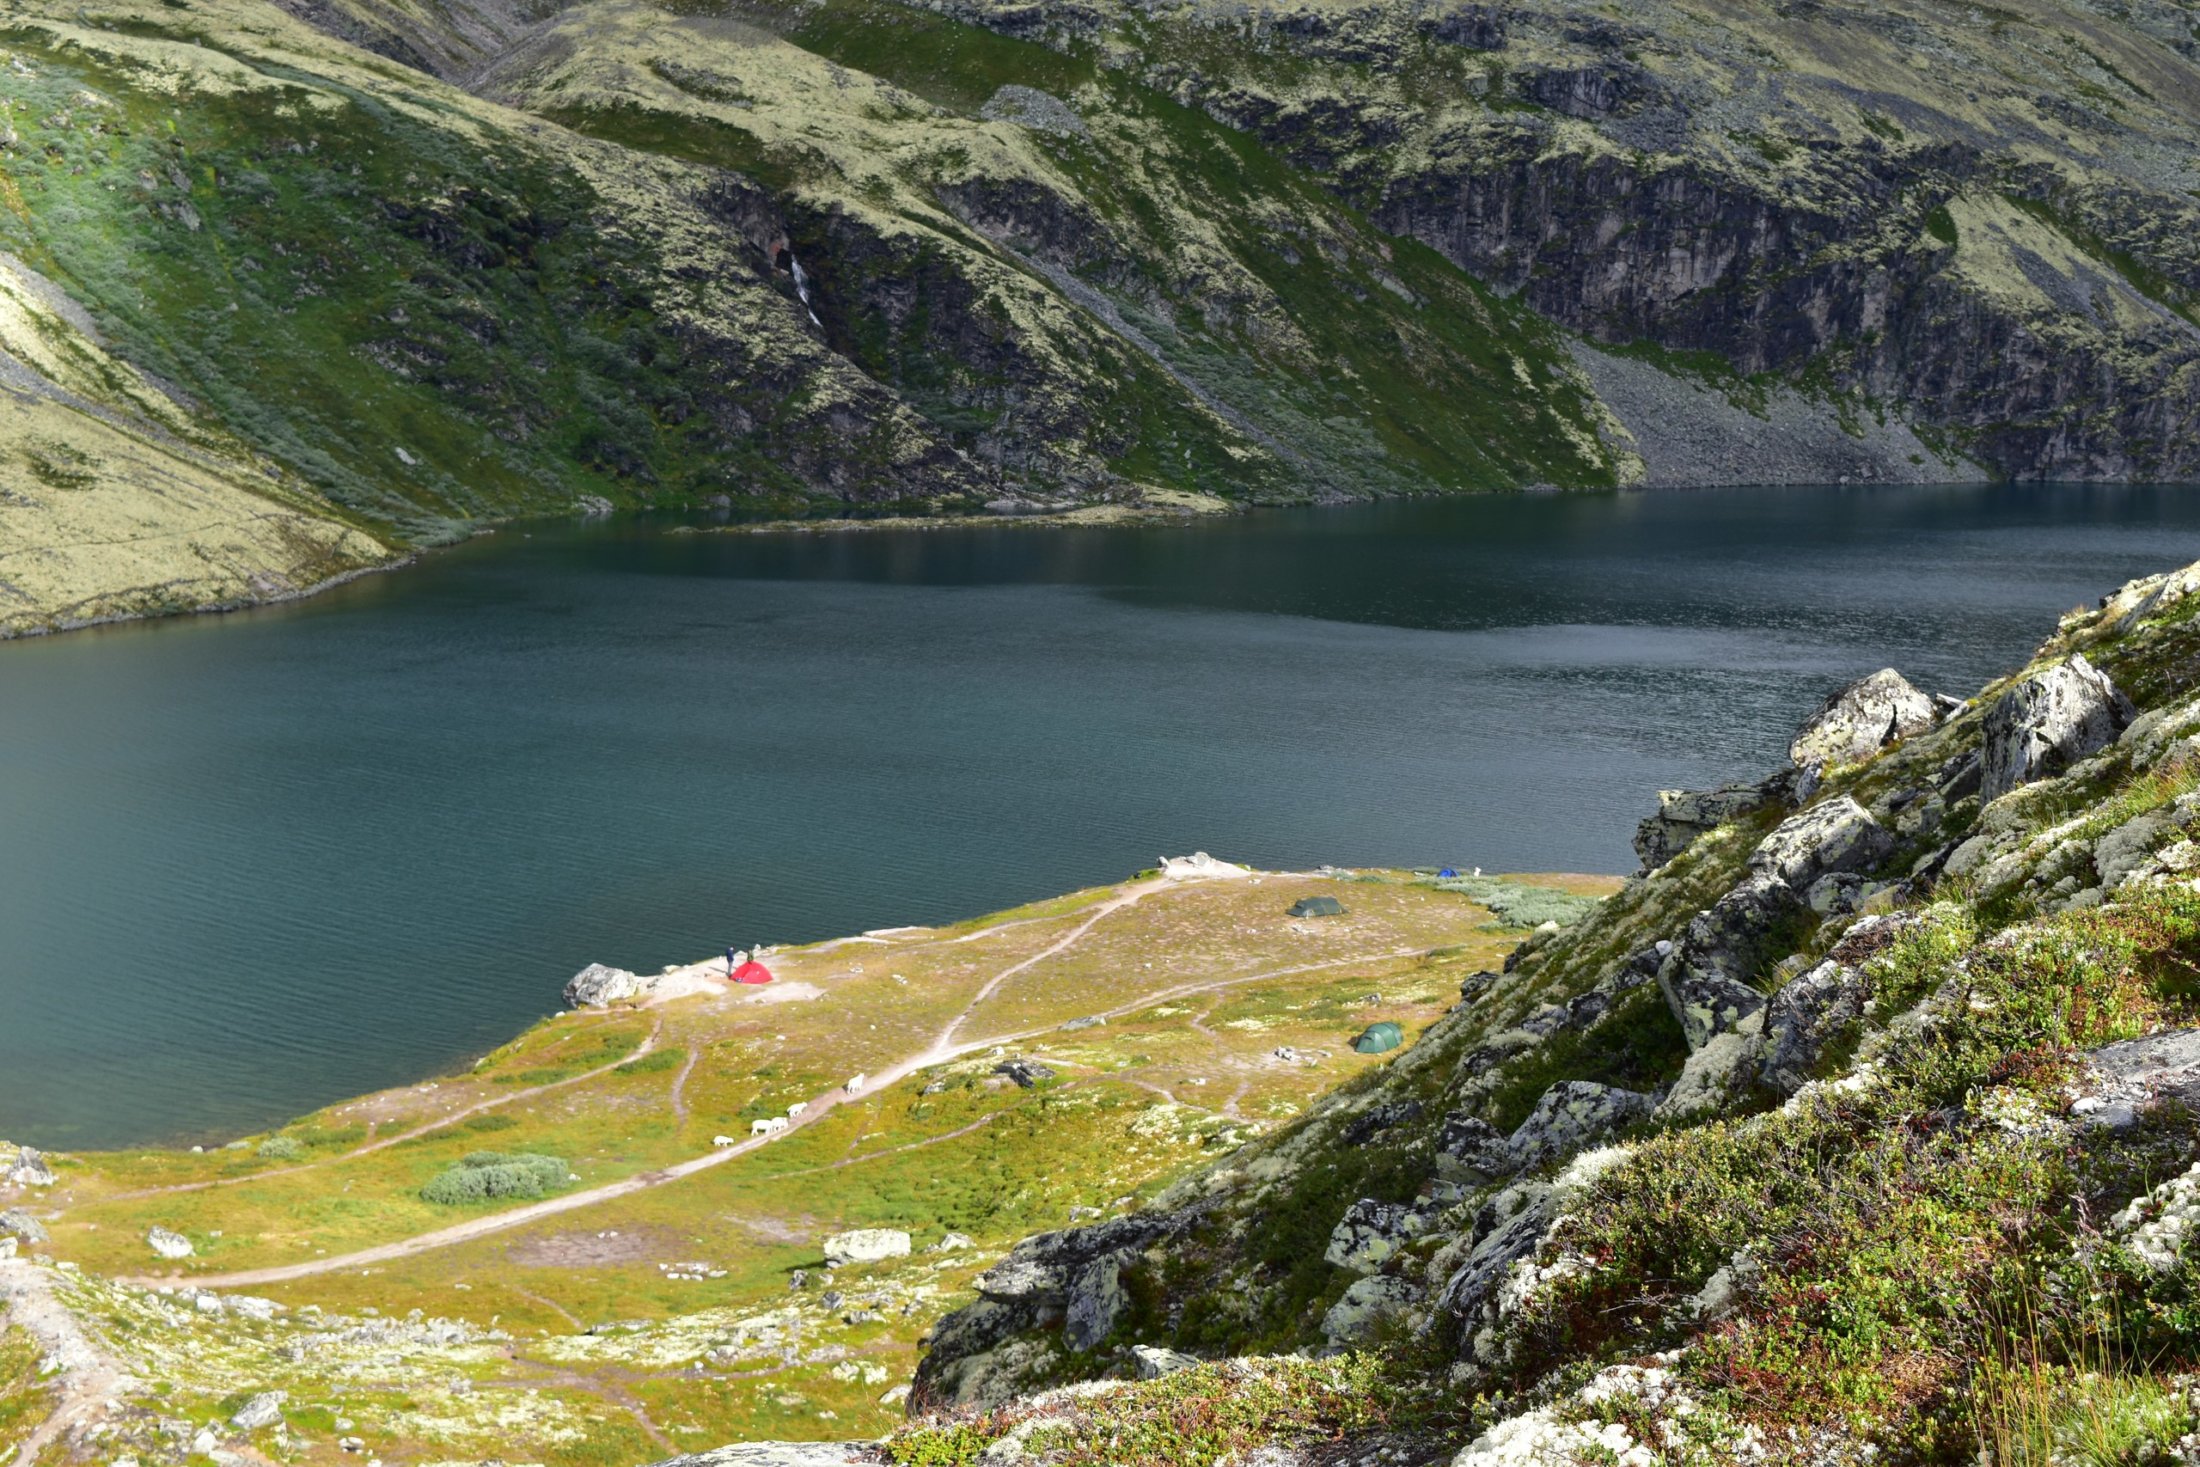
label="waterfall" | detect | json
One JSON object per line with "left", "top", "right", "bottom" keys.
{"left": 785, "top": 252, "right": 822, "bottom": 329}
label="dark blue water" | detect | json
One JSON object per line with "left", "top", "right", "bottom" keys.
{"left": 5, "top": 483, "right": 2198, "bottom": 1148}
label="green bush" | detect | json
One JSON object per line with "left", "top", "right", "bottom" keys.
{"left": 255, "top": 1136, "right": 303, "bottom": 1161}
{"left": 419, "top": 1152, "right": 569, "bottom": 1206}
{"left": 1428, "top": 874, "right": 1602, "bottom": 929}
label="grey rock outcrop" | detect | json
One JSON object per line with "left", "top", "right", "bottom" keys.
{"left": 821, "top": 1229, "right": 911, "bottom": 1266}
{"left": 1062, "top": 1251, "right": 1128, "bottom": 1350}
{"left": 563, "top": 963, "right": 654, "bottom": 1009}
{"left": 147, "top": 1226, "right": 194, "bottom": 1260}
{"left": 4, "top": 1147, "right": 55, "bottom": 1187}
{"left": 1757, "top": 960, "right": 1868, "bottom": 1096}
{"left": 0, "top": 1210, "right": 47, "bottom": 1245}
{"left": 1506, "top": 1082, "right": 1657, "bottom": 1169}
{"left": 994, "top": 1059, "right": 1056, "bottom": 1089}
{"left": 230, "top": 1391, "right": 287, "bottom": 1430}
{"left": 1323, "top": 1199, "right": 1416, "bottom": 1274}
{"left": 1433, "top": 1113, "right": 1516, "bottom": 1186}
{"left": 2071, "top": 1029, "right": 2200, "bottom": 1131}
{"left": 1319, "top": 1273, "right": 1420, "bottom": 1347}
{"left": 1789, "top": 669, "right": 1940, "bottom": 769}
{"left": 1634, "top": 780, "right": 1780, "bottom": 872}
{"left": 914, "top": 1214, "right": 1180, "bottom": 1407}
{"left": 1980, "top": 654, "right": 2136, "bottom": 802}
{"left": 1130, "top": 1344, "right": 1198, "bottom": 1379}
{"left": 1659, "top": 797, "right": 1895, "bottom": 1050}
{"left": 647, "top": 1447, "right": 879, "bottom": 1466}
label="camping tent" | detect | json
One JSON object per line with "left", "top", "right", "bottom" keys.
{"left": 1352, "top": 1021, "right": 1404, "bottom": 1054}
{"left": 1289, "top": 895, "right": 1346, "bottom": 918}
{"left": 731, "top": 960, "right": 774, "bottom": 986}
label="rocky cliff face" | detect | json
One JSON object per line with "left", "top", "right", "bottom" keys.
{"left": 5, "top": 0, "right": 2198, "bottom": 634}
{"left": 895, "top": 559, "right": 2200, "bottom": 1462}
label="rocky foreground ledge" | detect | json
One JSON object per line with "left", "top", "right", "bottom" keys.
{"left": 661, "top": 560, "right": 2200, "bottom": 1466}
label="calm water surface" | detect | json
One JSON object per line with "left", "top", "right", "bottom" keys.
{"left": 5, "top": 484, "right": 2199, "bottom": 1147}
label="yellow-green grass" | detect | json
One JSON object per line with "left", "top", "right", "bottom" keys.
{"left": 9, "top": 869, "right": 1597, "bottom": 1459}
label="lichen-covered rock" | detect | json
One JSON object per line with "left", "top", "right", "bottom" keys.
{"left": 1433, "top": 1112, "right": 1517, "bottom": 1185}
{"left": 1633, "top": 779, "right": 1781, "bottom": 872}
{"left": 1758, "top": 960, "right": 1867, "bottom": 1095}
{"left": 0, "top": 1209, "right": 48, "bottom": 1245}
{"left": 646, "top": 1445, "right": 881, "bottom": 1466}
{"left": 1747, "top": 797, "right": 1897, "bottom": 889}
{"left": 1062, "top": 1251, "right": 1128, "bottom": 1351}
{"left": 821, "top": 1229, "right": 911, "bottom": 1266}
{"left": 4, "top": 1146, "right": 55, "bottom": 1187}
{"left": 1323, "top": 1199, "right": 1415, "bottom": 1274}
{"left": 1319, "top": 1273, "right": 1420, "bottom": 1347}
{"left": 1506, "top": 1082, "right": 1657, "bottom": 1170}
{"left": 1789, "top": 669, "right": 1939, "bottom": 769}
{"left": 562, "top": 963, "right": 653, "bottom": 1009}
{"left": 1979, "top": 654, "right": 2136, "bottom": 802}
{"left": 1130, "top": 1344, "right": 1197, "bottom": 1378}
{"left": 147, "top": 1226, "right": 194, "bottom": 1260}
{"left": 1659, "top": 798, "right": 1894, "bottom": 1050}
{"left": 230, "top": 1390, "right": 288, "bottom": 1430}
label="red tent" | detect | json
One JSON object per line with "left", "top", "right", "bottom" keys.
{"left": 731, "top": 960, "right": 774, "bottom": 986}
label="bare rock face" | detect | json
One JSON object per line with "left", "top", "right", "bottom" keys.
{"left": 1634, "top": 780, "right": 1782, "bottom": 872}
{"left": 1980, "top": 654, "right": 2136, "bottom": 802}
{"left": 562, "top": 963, "right": 653, "bottom": 1009}
{"left": 821, "top": 1229, "right": 911, "bottom": 1266}
{"left": 1506, "top": 1081, "right": 1658, "bottom": 1170}
{"left": 1757, "top": 960, "right": 1868, "bottom": 1095}
{"left": 1789, "top": 669, "right": 1939, "bottom": 770}
{"left": 646, "top": 1446, "right": 880, "bottom": 1466}
{"left": 1324, "top": 1198, "right": 1416, "bottom": 1274}
{"left": 1659, "top": 797, "right": 1894, "bottom": 1050}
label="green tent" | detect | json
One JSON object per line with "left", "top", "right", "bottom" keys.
{"left": 1352, "top": 1021, "right": 1404, "bottom": 1054}
{"left": 1289, "top": 895, "right": 1346, "bottom": 918}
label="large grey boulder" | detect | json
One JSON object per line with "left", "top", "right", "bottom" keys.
{"left": 646, "top": 1447, "right": 880, "bottom": 1466}
{"left": 2070, "top": 1029, "right": 2200, "bottom": 1131}
{"left": 1323, "top": 1199, "right": 1415, "bottom": 1274}
{"left": 1747, "top": 797, "right": 1897, "bottom": 889}
{"left": 1320, "top": 1273, "right": 1420, "bottom": 1347}
{"left": 1789, "top": 669, "right": 1939, "bottom": 769}
{"left": 1506, "top": 1082, "right": 1657, "bottom": 1170}
{"left": 230, "top": 1391, "right": 287, "bottom": 1430}
{"left": 0, "top": 1210, "right": 47, "bottom": 1245}
{"left": 563, "top": 963, "right": 653, "bottom": 1009}
{"left": 822, "top": 1229, "right": 911, "bottom": 1266}
{"left": 1659, "top": 798, "right": 1894, "bottom": 1050}
{"left": 4, "top": 1147, "right": 55, "bottom": 1187}
{"left": 1062, "top": 1250, "right": 1129, "bottom": 1350}
{"left": 147, "top": 1226, "right": 194, "bottom": 1260}
{"left": 1634, "top": 780, "right": 1780, "bottom": 872}
{"left": 1980, "top": 654, "right": 2135, "bottom": 802}
{"left": 1758, "top": 960, "right": 1867, "bottom": 1095}
{"left": 1433, "top": 1113, "right": 1517, "bottom": 1186}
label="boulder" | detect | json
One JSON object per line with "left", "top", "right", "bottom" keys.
{"left": 0, "top": 1236, "right": 14, "bottom": 1261}
{"left": 1656, "top": 1029, "right": 1762, "bottom": 1121}
{"left": 1979, "top": 654, "right": 2135, "bottom": 802}
{"left": 563, "top": 963, "right": 652, "bottom": 1009}
{"left": 1323, "top": 1198, "right": 1415, "bottom": 1274}
{"left": 993, "top": 1059, "right": 1056, "bottom": 1089}
{"left": 147, "top": 1226, "right": 194, "bottom": 1260}
{"left": 2071, "top": 1029, "right": 2200, "bottom": 1130}
{"left": 646, "top": 1446, "right": 883, "bottom": 1466}
{"left": 1747, "top": 797, "right": 1897, "bottom": 889}
{"left": 1062, "top": 1251, "right": 1129, "bottom": 1350}
{"left": 1340, "top": 1099, "right": 1422, "bottom": 1147}
{"left": 1506, "top": 1082, "right": 1657, "bottom": 1170}
{"left": 1130, "top": 1344, "right": 1198, "bottom": 1379}
{"left": 1320, "top": 1273, "right": 1420, "bottom": 1347}
{"left": 230, "top": 1391, "right": 287, "bottom": 1430}
{"left": 1789, "top": 669, "right": 1939, "bottom": 769}
{"left": 1433, "top": 1113, "right": 1517, "bottom": 1186}
{"left": 821, "top": 1229, "right": 910, "bottom": 1266}
{"left": 4, "top": 1147, "right": 55, "bottom": 1187}
{"left": 0, "top": 1210, "right": 48, "bottom": 1245}
{"left": 1758, "top": 960, "right": 1867, "bottom": 1095}
{"left": 1659, "top": 799, "right": 1894, "bottom": 1050}
{"left": 1634, "top": 781, "right": 1780, "bottom": 872}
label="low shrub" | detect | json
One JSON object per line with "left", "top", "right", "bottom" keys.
{"left": 419, "top": 1152, "right": 568, "bottom": 1205}
{"left": 255, "top": 1136, "right": 303, "bottom": 1161}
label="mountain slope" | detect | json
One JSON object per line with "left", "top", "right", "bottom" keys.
{"left": 898, "top": 560, "right": 2200, "bottom": 1463}
{"left": 3, "top": 0, "right": 2198, "bottom": 635}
